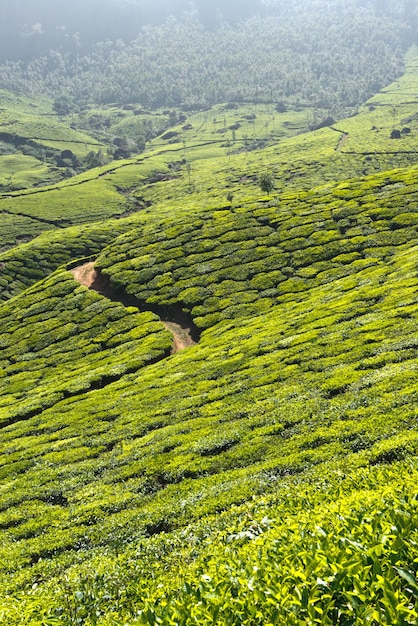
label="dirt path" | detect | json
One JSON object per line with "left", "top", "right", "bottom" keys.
{"left": 162, "top": 321, "right": 197, "bottom": 352}
{"left": 70, "top": 262, "right": 97, "bottom": 288}
{"left": 336, "top": 132, "right": 349, "bottom": 152}
{"left": 70, "top": 262, "right": 196, "bottom": 354}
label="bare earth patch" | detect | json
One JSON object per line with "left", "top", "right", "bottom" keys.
{"left": 70, "top": 262, "right": 196, "bottom": 354}
{"left": 70, "top": 262, "right": 97, "bottom": 288}
{"left": 336, "top": 132, "right": 349, "bottom": 151}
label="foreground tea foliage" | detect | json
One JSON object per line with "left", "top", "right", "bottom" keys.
{"left": 0, "top": 181, "right": 417, "bottom": 619}
{"left": 1, "top": 462, "right": 418, "bottom": 624}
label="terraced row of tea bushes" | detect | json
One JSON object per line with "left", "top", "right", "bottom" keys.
{"left": 0, "top": 90, "right": 104, "bottom": 157}
{"left": 0, "top": 269, "right": 172, "bottom": 426}
{"left": 0, "top": 132, "right": 219, "bottom": 253}
{"left": 130, "top": 125, "right": 418, "bottom": 236}
{"left": 0, "top": 212, "right": 55, "bottom": 252}
{"left": 2, "top": 56, "right": 417, "bottom": 256}
{"left": 97, "top": 210, "right": 287, "bottom": 328}
{"left": 3, "top": 177, "right": 127, "bottom": 223}
{"left": 38, "top": 461, "right": 418, "bottom": 626}
{"left": 1, "top": 58, "right": 418, "bottom": 621}
{"left": 0, "top": 89, "right": 107, "bottom": 191}
{"left": 268, "top": 109, "right": 418, "bottom": 185}
{"left": 1, "top": 54, "right": 415, "bottom": 253}
{"left": 330, "top": 48, "right": 418, "bottom": 156}
{"left": 0, "top": 214, "right": 146, "bottom": 301}
{"left": 137, "top": 56, "right": 418, "bottom": 211}
{"left": 133, "top": 57, "right": 418, "bottom": 213}
{"left": 1, "top": 119, "right": 103, "bottom": 159}
{"left": 125, "top": 123, "right": 418, "bottom": 226}
{"left": 97, "top": 164, "right": 418, "bottom": 329}
{"left": 2, "top": 454, "right": 418, "bottom": 624}
{"left": 0, "top": 233, "right": 417, "bottom": 592}
{"left": 0, "top": 153, "right": 51, "bottom": 191}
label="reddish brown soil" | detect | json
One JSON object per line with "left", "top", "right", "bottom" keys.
{"left": 162, "top": 321, "right": 197, "bottom": 352}
{"left": 70, "top": 262, "right": 97, "bottom": 288}
{"left": 70, "top": 262, "right": 196, "bottom": 354}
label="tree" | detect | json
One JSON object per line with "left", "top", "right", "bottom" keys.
{"left": 259, "top": 171, "right": 275, "bottom": 195}
{"left": 53, "top": 95, "right": 75, "bottom": 116}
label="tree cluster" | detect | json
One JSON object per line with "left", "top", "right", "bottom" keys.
{"left": 0, "top": 1, "right": 413, "bottom": 115}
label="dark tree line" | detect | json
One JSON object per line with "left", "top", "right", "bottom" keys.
{"left": 1, "top": 0, "right": 416, "bottom": 62}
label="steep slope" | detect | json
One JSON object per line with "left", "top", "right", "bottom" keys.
{"left": 0, "top": 50, "right": 418, "bottom": 625}
{"left": 0, "top": 163, "right": 418, "bottom": 622}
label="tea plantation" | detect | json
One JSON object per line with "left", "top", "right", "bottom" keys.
{"left": 0, "top": 51, "right": 418, "bottom": 624}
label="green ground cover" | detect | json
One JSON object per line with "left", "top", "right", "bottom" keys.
{"left": 0, "top": 153, "right": 49, "bottom": 189}
{"left": 2, "top": 178, "right": 127, "bottom": 223}
{"left": 0, "top": 89, "right": 106, "bottom": 190}
{"left": 0, "top": 215, "right": 144, "bottom": 301}
{"left": 0, "top": 48, "right": 417, "bottom": 625}
{"left": 0, "top": 270, "right": 172, "bottom": 427}
{"left": 332, "top": 49, "right": 418, "bottom": 156}
{"left": 0, "top": 163, "right": 417, "bottom": 621}
{"left": 20, "top": 459, "right": 414, "bottom": 626}
{"left": 0, "top": 178, "right": 129, "bottom": 251}
{"left": 1, "top": 51, "right": 417, "bottom": 256}
{"left": 0, "top": 90, "right": 104, "bottom": 153}
{"left": 0, "top": 211, "right": 54, "bottom": 252}
{"left": 97, "top": 163, "right": 418, "bottom": 329}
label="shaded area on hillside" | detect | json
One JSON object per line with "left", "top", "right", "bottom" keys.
{"left": 70, "top": 261, "right": 199, "bottom": 353}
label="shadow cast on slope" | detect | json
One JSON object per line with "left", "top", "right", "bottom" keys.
{"left": 87, "top": 265, "right": 201, "bottom": 347}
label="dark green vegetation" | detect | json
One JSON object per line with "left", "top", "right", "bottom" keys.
{"left": 0, "top": 0, "right": 415, "bottom": 197}
{"left": 0, "top": 1, "right": 413, "bottom": 114}
{"left": 0, "top": 0, "right": 262, "bottom": 61}
{"left": 1, "top": 18, "right": 418, "bottom": 626}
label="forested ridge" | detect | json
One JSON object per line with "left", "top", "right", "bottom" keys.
{"left": 0, "top": 0, "right": 415, "bottom": 114}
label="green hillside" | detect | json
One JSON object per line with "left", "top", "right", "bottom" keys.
{"left": 0, "top": 46, "right": 418, "bottom": 625}
{"left": 0, "top": 90, "right": 108, "bottom": 190}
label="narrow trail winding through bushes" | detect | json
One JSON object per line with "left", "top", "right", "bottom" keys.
{"left": 336, "top": 132, "right": 349, "bottom": 151}
{"left": 70, "top": 261, "right": 198, "bottom": 354}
